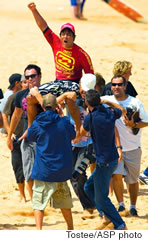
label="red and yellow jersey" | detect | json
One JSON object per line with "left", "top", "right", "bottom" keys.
{"left": 44, "top": 28, "right": 94, "bottom": 81}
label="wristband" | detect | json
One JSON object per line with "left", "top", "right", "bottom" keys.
{"left": 116, "top": 145, "right": 122, "bottom": 149}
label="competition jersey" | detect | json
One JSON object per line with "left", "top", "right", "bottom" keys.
{"left": 43, "top": 27, "right": 94, "bottom": 81}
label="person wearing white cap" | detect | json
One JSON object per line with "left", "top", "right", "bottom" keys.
{"left": 69, "top": 73, "right": 124, "bottom": 222}
{"left": 68, "top": 73, "right": 97, "bottom": 219}
{"left": 80, "top": 73, "right": 96, "bottom": 91}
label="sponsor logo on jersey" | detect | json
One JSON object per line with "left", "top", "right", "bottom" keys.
{"left": 55, "top": 51, "right": 75, "bottom": 71}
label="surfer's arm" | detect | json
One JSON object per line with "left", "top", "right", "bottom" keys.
{"left": 28, "top": 2, "right": 48, "bottom": 32}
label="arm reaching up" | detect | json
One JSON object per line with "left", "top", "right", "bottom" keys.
{"left": 28, "top": 2, "right": 48, "bottom": 32}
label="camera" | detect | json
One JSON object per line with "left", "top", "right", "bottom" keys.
{"left": 72, "top": 158, "right": 90, "bottom": 181}
{"left": 72, "top": 144, "right": 96, "bottom": 181}
{"left": 84, "top": 144, "right": 96, "bottom": 163}
{"left": 126, "top": 108, "right": 141, "bottom": 135}
{"left": 126, "top": 108, "right": 134, "bottom": 120}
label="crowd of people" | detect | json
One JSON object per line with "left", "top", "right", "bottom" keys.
{"left": 0, "top": 1, "right": 148, "bottom": 231}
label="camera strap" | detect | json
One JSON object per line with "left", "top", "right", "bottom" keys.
{"left": 89, "top": 112, "right": 95, "bottom": 143}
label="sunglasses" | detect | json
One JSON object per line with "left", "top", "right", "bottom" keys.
{"left": 25, "top": 74, "right": 37, "bottom": 80}
{"left": 111, "top": 83, "right": 124, "bottom": 87}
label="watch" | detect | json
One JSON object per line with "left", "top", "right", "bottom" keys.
{"left": 116, "top": 145, "right": 122, "bottom": 149}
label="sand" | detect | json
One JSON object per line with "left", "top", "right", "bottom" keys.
{"left": 0, "top": 0, "right": 148, "bottom": 232}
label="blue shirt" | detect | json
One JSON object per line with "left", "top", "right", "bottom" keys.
{"left": 83, "top": 105, "right": 122, "bottom": 164}
{"left": 27, "top": 110, "right": 76, "bottom": 182}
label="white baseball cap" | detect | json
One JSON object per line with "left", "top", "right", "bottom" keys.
{"left": 80, "top": 74, "right": 96, "bottom": 91}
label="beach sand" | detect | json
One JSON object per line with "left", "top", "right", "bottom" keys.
{"left": 0, "top": 0, "right": 148, "bottom": 231}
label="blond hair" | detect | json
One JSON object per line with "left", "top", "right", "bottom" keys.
{"left": 113, "top": 61, "right": 132, "bottom": 75}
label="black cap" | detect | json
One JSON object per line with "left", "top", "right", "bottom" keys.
{"left": 8, "top": 73, "right": 22, "bottom": 89}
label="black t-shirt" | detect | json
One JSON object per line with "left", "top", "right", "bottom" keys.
{"left": 15, "top": 88, "right": 30, "bottom": 131}
{"left": 15, "top": 88, "right": 43, "bottom": 131}
{"left": 101, "top": 81, "right": 138, "bottom": 97}
{"left": 15, "top": 88, "right": 29, "bottom": 116}
{"left": 3, "top": 92, "right": 24, "bottom": 137}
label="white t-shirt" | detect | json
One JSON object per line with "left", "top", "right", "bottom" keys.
{"left": 101, "top": 95, "right": 148, "bottom": 152}
{"left": 0, "top": 89, "right": 13, "bottom": 132}
{"left": 0, "top": 90, "right": 13, "bottom": 113}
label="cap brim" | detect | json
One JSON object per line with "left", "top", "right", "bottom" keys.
{"left": 60, "top": 27, "right": 75, "bottom": 35}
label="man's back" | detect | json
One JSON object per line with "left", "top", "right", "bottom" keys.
{"left": 27, "top": 110, "right": 76, "bottom": 182}
{"left": 83, "top": 105, "right": 121, "bottom": 164}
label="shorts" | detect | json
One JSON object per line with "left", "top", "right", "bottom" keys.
{"left": 11, "top": 140, "right": 24, "bottom": 183}
{"left": 70, "top": 0, "right": 81, "bottom": 7}
{"left": 32, "top": 180, "right": 73, "bottom": 211}
{"left": 38, "top": 79, "right": 80, "bottom": 97}
{"left": 113, "top": 148, "right": 142, "bottom": 184}
{"left": 21, "top": 138, "right": 36, "bottom": 182}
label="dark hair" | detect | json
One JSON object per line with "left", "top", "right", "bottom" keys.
{"left": 60, "top": 29, "right": 76, "bottom": 41}
{"left": 111, "top": 74, "right": 126, "bottom": 85}
{"left": 24, "top": 64, "right": 41, "bottom": 75}
{"left": 95, "top": 73, "right": 105, "bottom": 87}
{"left": 85, "top": 89, "right": 100, "bottom": 107}
{"left": 45, "top": 106, "right": 53, "bottom": 111}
